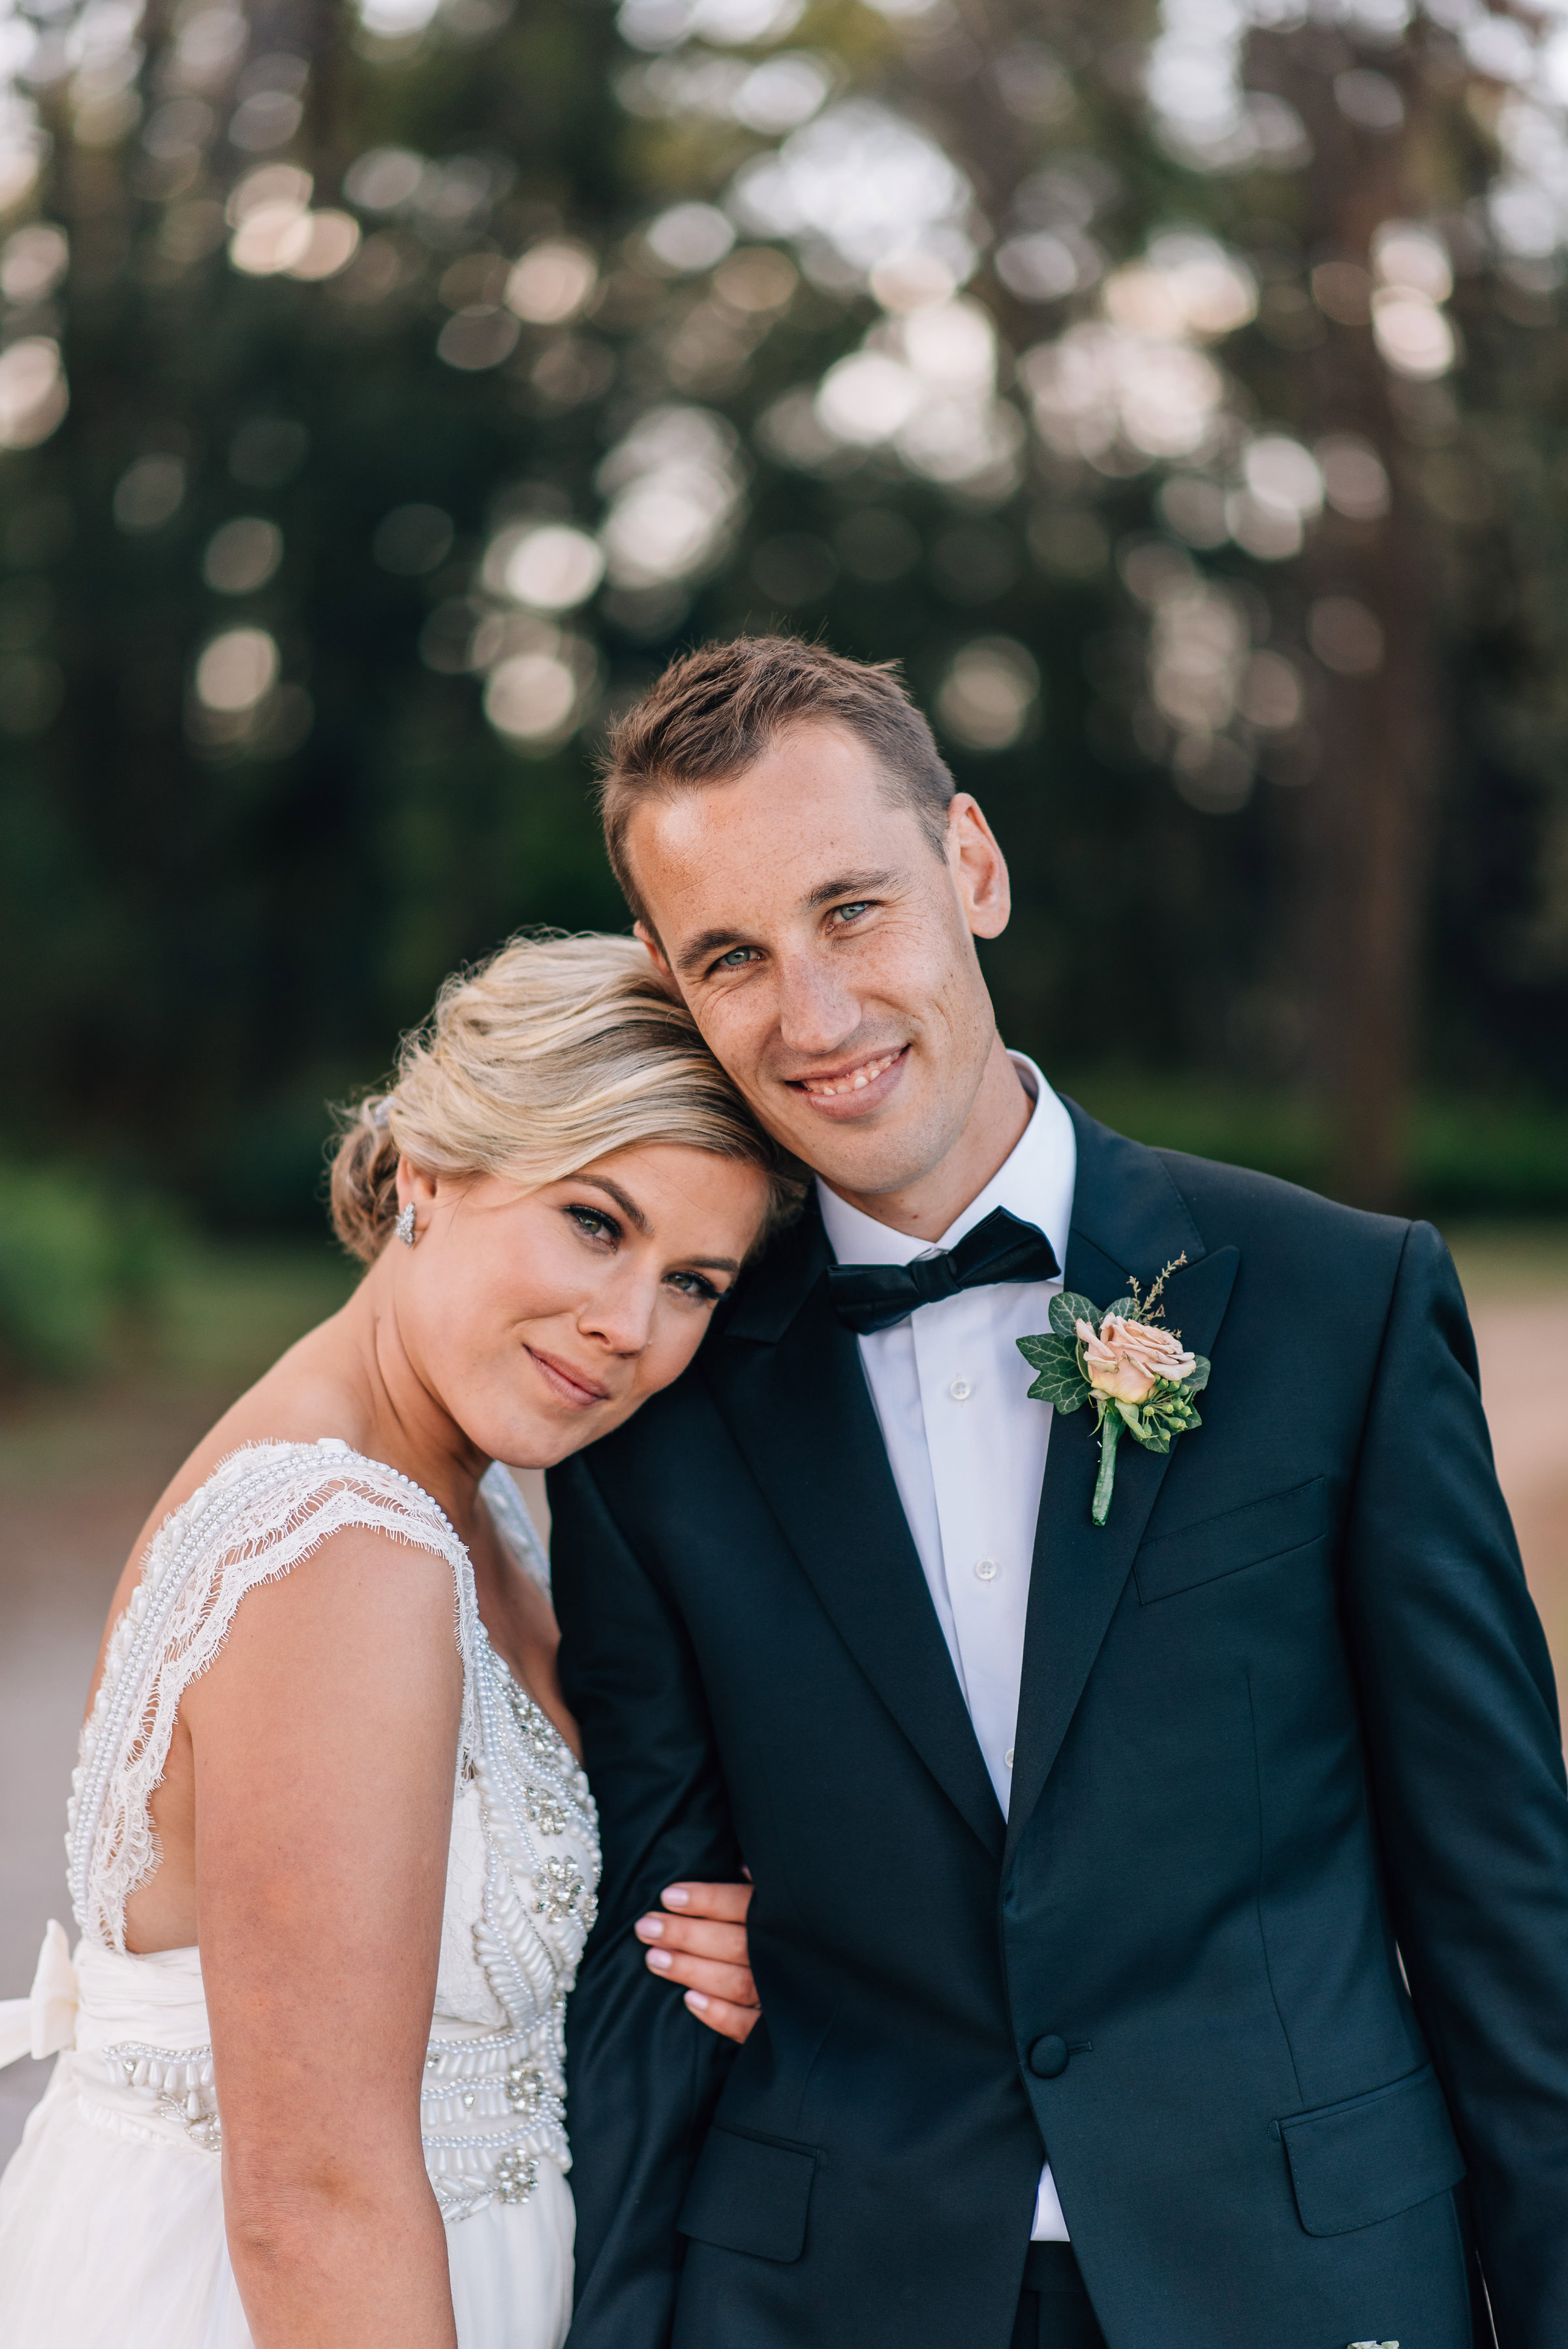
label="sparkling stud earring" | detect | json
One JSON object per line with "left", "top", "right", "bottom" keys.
{"left": 395, "top": 1202, "right": 417, "bottom": 1248}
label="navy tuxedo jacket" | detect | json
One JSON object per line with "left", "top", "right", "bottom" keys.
{"left": 550, "top": 1105, "right": 1568, "bottom": 2349}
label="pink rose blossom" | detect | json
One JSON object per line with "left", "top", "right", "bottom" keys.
{"left": 1075, "top": 1313, "right": 1197, "bottom": 1407}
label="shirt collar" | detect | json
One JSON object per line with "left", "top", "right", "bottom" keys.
{"left": 815, "top": 1054, "right": 1076, "bottom": 1276}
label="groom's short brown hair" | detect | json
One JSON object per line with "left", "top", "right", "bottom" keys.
{"left": 598, "top": 634, "right": 955, "bottom": 925}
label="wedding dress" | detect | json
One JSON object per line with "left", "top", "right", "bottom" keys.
{"left": 0, "top": 1439, "right": 599, "bottom": 2348}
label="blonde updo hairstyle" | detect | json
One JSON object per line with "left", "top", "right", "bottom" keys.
{"left": 330, "top": 932, "right": 803, "bottom": 1265}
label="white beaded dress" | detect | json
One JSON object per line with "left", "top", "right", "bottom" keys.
{"left": 0, "top": 1438, "right": 598, "bottom": 2349}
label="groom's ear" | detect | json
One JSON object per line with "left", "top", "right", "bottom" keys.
{"left": 634, "top": 920, "right": 679, "bottom": 992}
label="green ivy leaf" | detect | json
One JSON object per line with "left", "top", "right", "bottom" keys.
{"left": 1017, "top": 1330, "right": 1088, "bottom": 1409}
{"left": 1050, "top": 1290, "right": 1101, "bottom": 1338}
{"left": 1103, "top": 1294, "right": 1138, "bottom": 1324}
{"left": 1182, "top": 1353, "right": 1211, "bottom": 1396}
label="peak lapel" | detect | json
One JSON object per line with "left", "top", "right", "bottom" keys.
{"left": 705, "top": 1203, "right": 1004, "bottom": 1861}
{"left": 1003, "top": 1107, "right": 1239, "bottom": 1872}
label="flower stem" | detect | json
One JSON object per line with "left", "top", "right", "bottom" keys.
{"left": 1092, "top": 1413, "right": 1122, "bottom": 1526}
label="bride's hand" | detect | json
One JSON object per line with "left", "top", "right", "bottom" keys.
{"left": 634, "top": 1880, "right": 758, "bottom": 2044}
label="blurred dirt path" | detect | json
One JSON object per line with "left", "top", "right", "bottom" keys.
{"left": 1471, "top": 1300, "right": 1568, "bottom": 1666}
{"left": 1, "top": 1302, "right": 1564, "bottom": 2167}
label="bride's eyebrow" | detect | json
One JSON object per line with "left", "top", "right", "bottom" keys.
{"left": 572, "top": 1176, "right": 651, "bottom": 1234}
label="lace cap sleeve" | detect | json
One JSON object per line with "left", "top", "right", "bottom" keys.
{"left": 68, "top": 1439, "right": 478, "bottom": 1954}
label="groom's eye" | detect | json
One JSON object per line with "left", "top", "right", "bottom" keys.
{"left": 829, "top": 901, "right": 871, "bottom": 925}
{"left": 712, "top": 945, "right": 757, "bottom": 972}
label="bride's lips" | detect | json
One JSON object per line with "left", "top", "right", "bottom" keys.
{"left": 788, "top": 1045, "right": 909, "bottom": 1120}
{"left": 525, "top": 1345, "right": 611, "bottom": 1409}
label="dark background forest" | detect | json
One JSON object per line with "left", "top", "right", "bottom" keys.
{"left": 3, "top": 0, "right": 1568, "bottom": 1369}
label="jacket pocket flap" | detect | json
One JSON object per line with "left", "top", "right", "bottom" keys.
{"left": 1136, "top": 1475, "right": 1331, "bottom": 1604}
{"left": 1280, "top": 2063, "right": 1466, "bottom": 2238}
{"left": 677, "top": 2126, "right": 818, "bottom": 2264}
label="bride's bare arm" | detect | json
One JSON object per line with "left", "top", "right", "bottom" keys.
{"left": 183, "top": 1529, "right": 464, "bottom": 2349}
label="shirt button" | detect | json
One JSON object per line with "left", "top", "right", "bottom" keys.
{"left": 949, "top": 1377, "right": 972, "bottom": 1401}
{"left": 1004, "top": 1746, "right": 1014, "bottom": 1770}
{"left": 974, "top": 1558, "right": 999, "bottom": 1582}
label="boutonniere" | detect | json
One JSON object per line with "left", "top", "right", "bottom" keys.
{"left": 1017, "top": 1256, "right": 1210, "bottom": 1526}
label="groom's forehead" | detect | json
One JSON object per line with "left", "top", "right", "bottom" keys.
{"left": 627, "top": 732, "right": 919, "bottom": 916}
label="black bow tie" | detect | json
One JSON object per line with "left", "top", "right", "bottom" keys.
{"left": 827, "top": 1206, "right": 1060, "bottom": 1336}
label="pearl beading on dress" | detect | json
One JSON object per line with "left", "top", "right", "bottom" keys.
{"left": 101, "top": 2040, "right": 220, "bottom": 2147}
{"left": 66, "top": 1441, "right": 600, "bottom": 2226}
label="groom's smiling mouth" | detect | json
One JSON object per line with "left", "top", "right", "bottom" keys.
{"left": 790, "top": 1045, "right": 908, "bottom": 1113}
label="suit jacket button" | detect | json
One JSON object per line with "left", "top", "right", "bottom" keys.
{"left": 1028, "top": 2034, "right": 1069, "bottom": 2080}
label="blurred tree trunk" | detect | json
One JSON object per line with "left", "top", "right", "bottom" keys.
{"left": 1262, "top": 29, "right": 1440, "bottom": 1212}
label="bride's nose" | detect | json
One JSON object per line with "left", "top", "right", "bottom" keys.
{"left": 575, "top": 1263, "right": 656, "bottom": 1358}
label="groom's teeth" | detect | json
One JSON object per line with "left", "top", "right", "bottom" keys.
{"left": 805, "top": 1051, "right": 897, "bottom": 1097}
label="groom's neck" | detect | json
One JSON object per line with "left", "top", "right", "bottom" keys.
{"left": 818, "top": 1041, "right": 1034, "bottom": 1242}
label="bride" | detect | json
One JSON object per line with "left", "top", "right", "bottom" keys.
{"left": 0, "top": 932, "right": 800, "bottom": 2349}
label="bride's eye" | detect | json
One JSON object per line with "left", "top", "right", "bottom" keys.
{"left": 666, "top": 1268, "right": 721, "bottom": 1303}
{"left": 566, "top": 1205, "right": 619, "bottom": 1245}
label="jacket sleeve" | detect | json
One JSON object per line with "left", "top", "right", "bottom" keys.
{"left": 1341, "top": 1219, "right": 1568, "bottom": 2344}
{"left": 548, "top": 1451, "right": 742, "bottom": 2349}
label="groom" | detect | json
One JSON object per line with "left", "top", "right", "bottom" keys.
{"left": 548, "top": 636, "right": 1568, "bottom": 2349}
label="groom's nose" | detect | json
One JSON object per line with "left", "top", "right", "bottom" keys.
{"left": 773, "top": 944, "right": 859, "bottom": 1058}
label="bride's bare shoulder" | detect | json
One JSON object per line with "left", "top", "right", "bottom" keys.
{"left": 85, "top": 1316, "right": 373, "bottom": 1719}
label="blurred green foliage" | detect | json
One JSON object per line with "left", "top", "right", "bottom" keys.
{"left": 0, "top": 1161, "right": 172, "bottom": 1377}
{"left": 1066, "top": 1072, "right": 1568, "bottom": 1213}
{"left": 0, "top": 0, "right": 1565, "bottom": 1243}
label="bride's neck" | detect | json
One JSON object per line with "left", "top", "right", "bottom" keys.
{"left": 322, "top": 1265, "right": 489, "bottom": 1526}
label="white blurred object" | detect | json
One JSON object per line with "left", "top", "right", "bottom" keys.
{"left": 1309, "top": 596, "right": 1385, "bottom": 675}
{"left": 194, "top": 628, "right": 280, "bottom": 713}
{"left": 645, "top": 203, "right": 735, "bottom": 273}
{"left": 1317, "top": 434, "right": 1392, "bottom": 521}
{"left": 1242, "top": 434, "right": 1323, "bottom": 521}
{"left": 230, "top": 203, "right": 313, "bottom": 275}
{"left": 597, "top": 405, "right": 745, "bottom": 588}
{"left": 0, "top": 224, "right": 69, "bottom": 305}
{"left": 343, "top": 147, "right": 428, "bottom": 212}
{"left": 357, "top": 0, "right": 442, "bottom": 35}
{"left": 1102, "top": 234, "right": 1255, "bottom": 340}
{"left": 936, "top": 638, "right": 1039, "bottom": 750}
{"left": 202, "top": 519, "right": 284, "bottom": 596}
{"left": 286, "top": 211, "right": 360, "bottom": 281}
{"left": 1022, "top": 324, "right": 1224, "bottom": 465}
{"left": 114, "top": 455, "right": 186, "bottom": 532}
{"left": 227, "top": 165, "right": 313, "bottom": 224}
{"left": 1371, "top": 289, "right": 1456, "bottom": 378}
{"left": 617, "top": 0, "right": 804, "bottom": 50}
{"left": 506, "top": 241, "right": 598, "bottom": 324}
{"left": 485, "top": 651, "right": 579, "bottom": 742}
{"left": 1372, "top": 221, "right": 1453, "bottom": 303}
{"left": 0, "top": 338, "right": 67, "bottom": 450}
{"left": 728, "top": 99, "right": 972, "bottom": 284}
{"left": 485, "top": 523, "right": 605, "bottom": 611}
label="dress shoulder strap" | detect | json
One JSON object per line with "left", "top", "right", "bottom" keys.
{"left": 69, "top": 1438, "right": 478, "bottom": 1954}
{"left": 479, "top": 1461, "right": 551, "bottom": 1592}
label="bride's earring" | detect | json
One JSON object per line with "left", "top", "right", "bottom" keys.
{"left": 395, "top": 1201, "right": 418, "bottom": 1248}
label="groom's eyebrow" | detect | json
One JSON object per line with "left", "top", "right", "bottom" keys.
{"left": 675, "top": 869, "right": 900, "bottom": 975}
{"left": 805, "top": 868, "right": 897, "bottom": 910}
{"left": 676, "top": 924, "right": 752, "bottom": 975}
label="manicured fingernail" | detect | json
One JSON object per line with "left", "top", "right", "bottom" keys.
{"left": 634, "top": 1916, "right": 663, "bottom": 1939}
{"left": 684, "top": 1991, "right": 708, "bottom": 2012}
{"left": 645, "top": 1948, "right": 672, "bottom": 1971}
{"left": 662, "top": 1886, "right": 690, "bottom": 1908}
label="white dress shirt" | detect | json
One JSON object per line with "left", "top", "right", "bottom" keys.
{"left": 816, "top": 1052, "right": 1077, "bottom": 2241}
